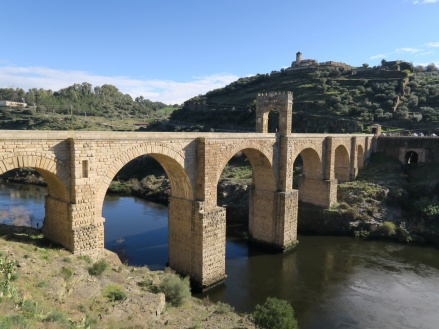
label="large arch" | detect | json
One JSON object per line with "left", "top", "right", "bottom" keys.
{"left": 96, "top": 143, "right": 194, "bottom": 216}
{"left": 0, "top": 153, "right": 70, "bottom": 201}
{"left": 334, "top": 145, "right": 350, "bottom": 182}
{"left": 0, "top": 153, "right": 71, "bottom": 248}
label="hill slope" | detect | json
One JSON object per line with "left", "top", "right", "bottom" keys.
{"left": 168, "top": 64, "right": 439, "bottom": 133}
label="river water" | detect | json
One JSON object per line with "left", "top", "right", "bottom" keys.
{"left": 1, "top": 182, "right": 439, "bottom": 329}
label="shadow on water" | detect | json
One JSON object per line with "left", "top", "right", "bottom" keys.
{"left": 106, "top": 226, "right": 168, "bottom": 270}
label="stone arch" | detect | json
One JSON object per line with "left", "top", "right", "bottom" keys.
{"left": 0, "top": 153, "right": 70, "bottom": 201}
{"left": 334, "top": 145, "right": 350, "bottom": 182}
{"left": 405, "top": 151, "right": 418, "bottom": 165}
{"left": 357, "top": 144, "right": 364, "bottom": 169}
{"left": 215, "top": 141, "right": 275, "bottom": 192}
{"left": 299, "top": 148, "right": 323, "bottom": 179}
{"left": 96, "top": 143, "right": 193, "bottom": 216}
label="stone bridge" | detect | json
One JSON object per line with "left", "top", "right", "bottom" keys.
{"left": 0, "top": 92, "right": 375, "bottom": 289}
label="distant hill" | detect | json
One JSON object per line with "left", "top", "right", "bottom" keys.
{"left": 168, "top": 60, "right": 439, "bottom": 134}
{"left": 0, "top": 83, "right": 177, "bottom": 130}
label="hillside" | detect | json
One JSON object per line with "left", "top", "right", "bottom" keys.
{"left": 0, "top": 225, "right": 253, "bottom": 328}
{"left": 168, "top": 62, "right": 439, "bottom": 134}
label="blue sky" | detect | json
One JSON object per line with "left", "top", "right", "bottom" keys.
{"left": 1, "top": 0, "right": 438, "bottom": 104}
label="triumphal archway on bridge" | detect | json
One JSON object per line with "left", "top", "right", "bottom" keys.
{"left": 0, "top": 91, "right": 374, "bottom": 290}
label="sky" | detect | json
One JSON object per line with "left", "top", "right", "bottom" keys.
{"left": 1, "top": 0, "right": 438, "bottom": 104}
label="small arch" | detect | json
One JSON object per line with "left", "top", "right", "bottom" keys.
{"left": 334, "top": 145, "right": 350, "bottom": 182}
{"left": 405, "top": 151, "right": 418, "bottom": 165}
{"left": 268, "top": 109, "right": 280, "bottom": 133}
{"left": 293, "top": 148, "right": 324, "bottom": 208}
{"left": 357, "top": 144, "right": 364, "bottom": 169}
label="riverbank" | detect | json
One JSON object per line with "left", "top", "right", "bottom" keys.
{"left": 0, "top": 224, "right": 254, "bottom": 328}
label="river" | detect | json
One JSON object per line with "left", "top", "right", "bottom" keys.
{"left": 1, "top": 182, "right": 439, "bottom": 329}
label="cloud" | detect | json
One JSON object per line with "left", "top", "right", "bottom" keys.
{"left": 370, "top": 54, "right": 386, "bottom": 60}
{"left": 426, "top": 42, "right": 439, "bottom": 47}
{"left": 396, "top": 47, "right": 421, "bottom": 54}
{"left": 0, "top": 66, "right": 239, "bottom": 104}
{"left": 412, "top": 0, "right": 438, "bottom": 4}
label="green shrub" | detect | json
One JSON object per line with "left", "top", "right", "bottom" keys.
{"left": 252, "top": 297, "right": 298, "bottom": 329}
{"left": 104, "top": 285, "right": 127, "bottom": 302}
{"left": 88, "top": 259, "right": 108, "bottom": 276}
{"left": 376, "top": 221, "right": 396, "bottom": 237}
{"left": 157, "top": 273, "right": 191, "bottom": 307}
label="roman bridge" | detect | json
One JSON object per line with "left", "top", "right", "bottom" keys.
{"left": 0, "top": 92, "right": 375, "bottom": 290}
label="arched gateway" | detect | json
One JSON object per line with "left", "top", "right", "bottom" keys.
{"left": 0, "top": 93, "right": 374, "bottom": 290}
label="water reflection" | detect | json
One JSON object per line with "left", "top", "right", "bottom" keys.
{"left": 103, "top": 195, "right": 168, "bottom": 270}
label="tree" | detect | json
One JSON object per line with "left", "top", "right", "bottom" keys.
{"left": 414, "top": 65, "right": 424, "bottom": 73}
{"left": 426, "top": 63, "right": 438, "bottom": 72}
{"left": 362, "top": 63, "right": 369, "bottom": 68}
{"left": 252, "top": 297, "right": 298, "bottom": 329}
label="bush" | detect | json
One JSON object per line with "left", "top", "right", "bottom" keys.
{"left": 376, "top": 221, "right": 396, "bottom": 237}
{"left": 88, "top": 259, "right": 108, "bottom": 276}
{"left": 157, "top": 272, "right": 191, "bottom": 307}
{"left": 104, "top": 285, "right": 127, "bottom": 302}
{"left": 252, "top": 297, "right": 298, "bottom": 329}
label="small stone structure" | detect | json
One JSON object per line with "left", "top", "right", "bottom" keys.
{"left": 376, "top": 136, "right": 439, "bottom": 164}
{"left": 0, "top": 92, "right": 374, "bottom": 290}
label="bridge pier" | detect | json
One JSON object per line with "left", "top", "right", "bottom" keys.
{"left": 43, "top": 196, "right": 73, "bottom": 250}
{"left": 168, "top": 197, "right": 226, "bottom": 290}
{"left": 249, "top": 189, "right": 298, "bottom": 251}
{"left": 43, "top": 197, "right": 104, "bottom": 257}
{"left": 298, "top": 177, "right": 337, "bottom": 208}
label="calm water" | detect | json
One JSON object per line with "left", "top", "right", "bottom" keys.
{"left": 1, "top": 182, "right": 439, "bottom": 329}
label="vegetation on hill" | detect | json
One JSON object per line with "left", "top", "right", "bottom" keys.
{"left": 169, "top": 63, "right": 439, "bottom": 133}
{"left": 0, "top": 84, "right": 178, "bottom": 130}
